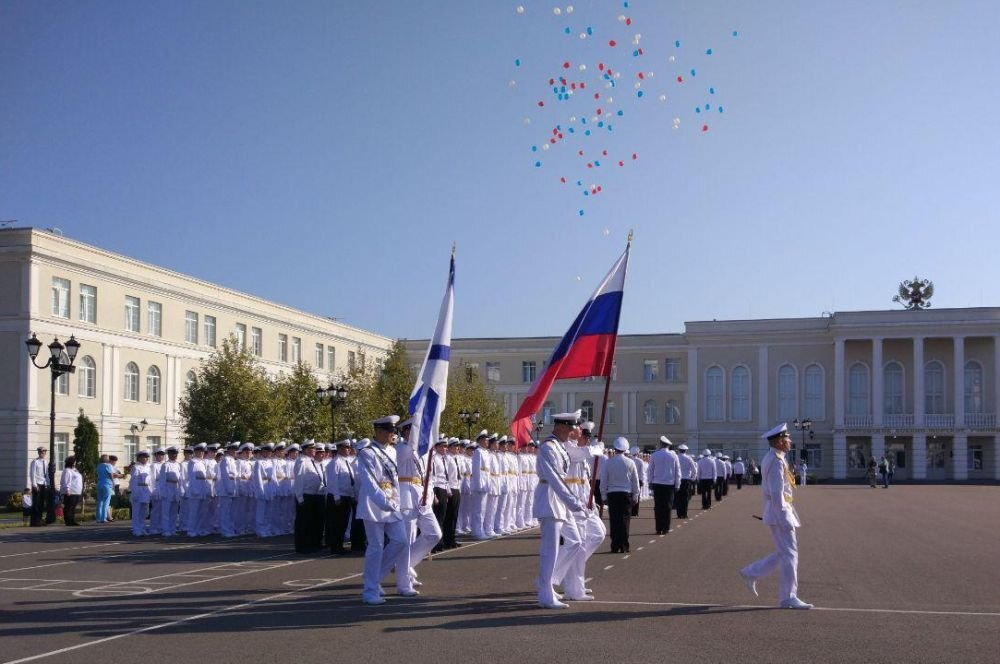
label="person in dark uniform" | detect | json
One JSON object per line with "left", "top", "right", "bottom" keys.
{"left": 697, "top": 450, "right": 717, "bottom": 510}
{"left": 675, "top": 443, "right": 696, "bottom": 519}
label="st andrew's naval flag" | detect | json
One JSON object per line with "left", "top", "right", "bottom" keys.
{"left": 408, "top": 249, "right": 455, "bottom": 456}
{"left": 511, "top": 241, "right": 631, "bottom": 447}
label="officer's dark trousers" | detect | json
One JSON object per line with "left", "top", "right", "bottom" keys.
{"left": 296, "top": 494, "right": 325, "bottom": 551}
{"left": 651, "top": 483, "right": 675, "bottom": 533}
{"left": 443, "top": 491, "right": 460, "bottom": 547}
{"left": 607, "top": 492, "right": 632, "bottom": 552}
{"left": 349, "top": 500, "right": 366, "bottom": 551}
{"left": 735, "top": 473, "right": 744, "bottom": 489}
{"left": 699, "top": 479, "right": 714, "bottom": 509}
{"left": 723, "top": 476, "right": 730, "bottom": 496}
{"left": 676, "top": 480, "right": 691, "bottom": 518}
{"left": 30, "top": 487, "right": 47, "bottom": 526}
{"left": 432, "top": 488, "right": 449, "bottom": 552}
{"left": 714, "top": 477, "right": 724, "bottom": 502}
{"left": 326, "top": 495, "right": 351, "bottom": 553}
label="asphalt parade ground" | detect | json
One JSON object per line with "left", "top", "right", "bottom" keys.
{"left": 2, "top": 485, "right": 998, "bottom": 664}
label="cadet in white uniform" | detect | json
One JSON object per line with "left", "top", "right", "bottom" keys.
{"left": 148, "top": 449, "right": 165, "bottom": 535}
{"left": 733, "top": 456, "right": 746, "bottom": 490}
{"left": 534, "top": 410, "right": 587, "bottom": 609}
{"left": 555, "top": 421, "right": 605, "bottom": 601}
{"left": 357, "top": 415, "right": 414, "bottom": 604}
{"left": 599, "top": 438, "right": 640, "bottom": 553}
{"left": 397, "top": 420, "right": 441, "bottom": 579}
{"left": 129, "top": 451, "right": 153, "bottom": 536}
{"left": 648, "top": 436, "right": 682, "bottom": 534}
{"left": 185, "top": 444, "right": 211, "bottom": 537}
{"left": 740, "top": 423, "right": 813, "bottom": 609}
{"left": 294, "top": 441, "right": 326, "bottom": 553}
{"left": 157, "top": 446, "right": 184, "bottom": 536}
{"left": 326, "top": 439, "right": 356, "bottom": 554}
{"left": 470, "top": 431, "right": 492, "bottom": 539}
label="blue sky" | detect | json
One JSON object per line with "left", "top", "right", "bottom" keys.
{"left": 3, "top": 1, "right": 998, "bottom": 340}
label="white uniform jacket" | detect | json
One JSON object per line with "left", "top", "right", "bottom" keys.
{"left": 157, "top": 461, "right": 184, "bottom": 500}
{"left": 533, "top": 437, "right": 583, "bottom": 521}
{"left": 471, "top": 447, "right": 490, "bottom": 494}
{"left": 760, "top": 449, "right": 800, "bottom": 529}
{"left": 679, "top": 454, "right": 698, "bottom": 481}
{"left": 355, "top": 443, "right": 401, "bottom": 523}
{"left": 130, "top": 463, "right": 153, "bottom": 502}
{"left": 395, "top": 439, "right": 431, "bottom": 513}
{"left": 185, "top": 459, "right": 210, "bottom": 499}
{"left": 697, "top": 456, "right": 718, "bottom": 481}
{"left": 217, "top": 456, "right": 239, "bottom": 498}
{"left": 648, "top": 448, "right": 682, "bottom": 489}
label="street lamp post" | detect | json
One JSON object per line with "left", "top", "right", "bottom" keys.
{"left": 534, "top": 418, "right": 544, "bottom": 443}
{"left": 129, "top": 419, "right": 148, "bottom": 436}
{"left": 25, "top": 333, "right": 82, "bottom": 524}
{"left": 316, "top": 383, "right": 349, "bottom": 444}
{"left": 457, "top": 409, "right": 480, "bottom": 439}
{"left": 792, "top": 418, "right": 814, "bottom": 466}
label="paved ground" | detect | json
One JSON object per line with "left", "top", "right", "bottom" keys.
{"left": 1, "top": 485, "right": 998, "bottom": 664}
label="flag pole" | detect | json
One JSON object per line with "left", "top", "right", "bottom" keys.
{"left": 420, "top": 445, "right": 434, "bottom": 507}
{"left": 588, "top": 230, "right": 633, "bottom": 509}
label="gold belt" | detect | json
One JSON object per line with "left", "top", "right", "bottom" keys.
{"left": 565, "top": 478, "right": 586, "bottom": 485}
{"left": 378, "top": 481, "right": 393, "bottom": 489}
{"left": 398, "top": 476, "right": 423, "bottom": 485}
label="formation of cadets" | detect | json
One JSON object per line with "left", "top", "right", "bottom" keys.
{"left": 122, "top": 410, "right": 756, "bottom": 609}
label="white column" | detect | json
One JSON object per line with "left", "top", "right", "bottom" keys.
{"left": 686, "top": 347, "right": 699, "bottom": 434}
{"left": 630, "top": 390, "right": 638, "bottom": 438}
{"left": 953, "top": 432, "right": 968, "bottom": 481}
{"left": 758, "top": 345, "right": 769, "bottom": 427}
{"left": 567, "top": 391, "right": 576, "bottom": 412}
{"left": 871, "top": 433, "right": 885, "bottom": 465}
{"left": 913, "top": 337, "right": 925, "bottom": 427}
{"left": 872, "top": 337, "right": 884, "bottom": 427}
{"left": 562, "top": 392, "right": 570, "bottom": 412}
{"left": 834, "top": 338, "right": 845, "bottom": 427}
{"left": 912, "top": 433, "right": 927, "bottom": 480}
{"left": 954, "top": 336, "right": 965, "bottom": 430}
{"left": 833, "top": 432, "right": 847, "bottom": 479}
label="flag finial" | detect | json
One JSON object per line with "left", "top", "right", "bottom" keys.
{"left": 627, "top": 229, "right": 634, "bottom": 243}
{"left": 451, "top": 242, "right": 456, "bottom": 257}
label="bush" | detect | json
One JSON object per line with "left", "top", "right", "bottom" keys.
{"left": 113, "top": 507, "right": 131, "bottom": 521}
{"left": 6, "top": 492, "right": 24, "bottom": 511}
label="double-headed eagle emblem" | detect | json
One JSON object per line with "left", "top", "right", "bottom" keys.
{"left": 892, "top": 277, "right": 934, "bottom": 310}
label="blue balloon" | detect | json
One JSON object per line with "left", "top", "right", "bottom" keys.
{"left": 579, "top": 209, "right": 585, "bottom": 216}
{"left": 718, "top": 106, "right": 725, "bottom": 113}
{"left": 584, "top": 190, "right": 590, "bottom": 196}
{"left": 595, "top": 160, "right": 601, "bottom": 167}
{"left": 706, "top": 48, "right": 713, "bottom": 55}
{"left": 531, "top": 146, "right": 538, "bottom": 152}
{"left": 515, "top": 58, "right": 521, "bottom": 67}
{"left": 565, "top": 27, "right": 571, "bottom": 34}
{"left": 598, "top": 121, "right": 604, "bottom": 127}
{"left": 535, "top": 161, "right": 541, "bottom": 167}
{"left": 617, "top": 109, "right": 624, "bottom": 116}
{"left": 587, "top": 26, "right": 593, "bottom": 35}
{"left": 675, "top": 40, "right": 681, "bottom": 47}
{"left": 690, "top": 68, "right": 697, "bottom": 76}
{"left": 695, "top": 107, "right": 701, "bottom": 113}
{"left": 585, "top": 129, "right": 592, "bottom": 136}
{"left": 709, "top": 87, "right": 715, "bottom": 94}
{"left": 732, "top": 30, "right": 739, "bottom": 37}
{"left": 636, "top": 90, "right": 643, "bottom": 97}
{"left": 568, "top": 127, "right": 576, "bottom": 133}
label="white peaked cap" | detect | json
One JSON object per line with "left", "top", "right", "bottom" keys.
{"left": 552, "top": 409, "right": 582, "bottom": 424}
{"left": 659, "top": 436, "right": 672, "bottom": 446}
{"left": 476, "top": 429, "right": 489, "bottom": 440}
{"left": 677, "top": 444, "right": 689, "bottom": 451}
{"left": 763, "top": 422, "right": 788, "bottom": 439}
{"left": 613, "top": 437, "right": 630, "bottom": 452}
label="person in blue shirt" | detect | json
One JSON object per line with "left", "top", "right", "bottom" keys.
{"left": 96, "top": 455, "right": 121, "bottom": 523}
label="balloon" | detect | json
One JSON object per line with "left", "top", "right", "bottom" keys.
{"left": 563, "top": 61, "right": 571, "bottom": 69}
{"left": 618, "top": 14, "right": 626, "bottom": 22}
{"left": 578, "top": 64, "right": 586, "bottom": 71}
{"left": 706, "top": 48, "right": 713, "bottom": 55}
{"left": 577, "top": 212, "right": 584, "bottom": 218}
{"left": 566, "top": 5, "right": 574, "bottom": 14}
{"left": 587, "top": 26, "right": 593, "bottom": 35}
{"left": 658, "top": 94, "right": 666, "bottom": 102}
{"left": 690, "top": 68, "right": 697, "bottom": 76}
{"left": 542, "top": 143, "right": 550, "bottom": 151}
{"left": 609, "top": 39, "right": 617, "bottom": 47}
{"left": 732, "top": 30, "right": 739, "bottom": 37}
{"left": 553, "top": 7, "right": 561, "bottom": 15}
{"left": 702, "top": 124, "right": 709, "bottom": 132}
{"left": 636, "top": 90, "right": 643, "bottom": 98}
{"left": 709, "top": 87, "right": 715, "bottom": 94}
{"left": 675, "top": 40, "right": 681, "bottom": 47}
{"left": 579, "top": 32, "right": 586, "bottom": 39}
{"left": 676, "top": 75, "right": 683, "bottom": 83}
{"left": 515, "top": 58, "right": 521, "bottom": 67}
{"left": 531, "top": 145, "right": 538, "bottom": 152}
{"left": 603, "top": 228, "right": 610, "bottom": 236}
{"left": 509, "top": 79, "right": 517, "bottom": 88}
{"left": 523, "top": 117, "right": 531, "bottom": 125}
{"left": 668, "top": 55, "right": 676, "bottom": 63}
{"left": 516, "top": 5, "right": 524, "bottom": 13}
{"left": 535, "top": 160, "right": 542, "bottom": 167}
{"left": 718, "top": 106, "right": 724, "bottom": 113}
{"left": 565, "top": 27, "right": 571, "bottom": 34}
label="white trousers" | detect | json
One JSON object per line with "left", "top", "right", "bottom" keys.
{"left": 149, "top": 499, "right": 163, "bottom": 534}
{"left": 469, "top": 492, "right": 488, "bottom": 537}
{"left": 131, "top": 500, "right": 149, "bottom": 536}
{"left": 494, "top": 492, "right": 509, "bottom": 534}
{"left": 742, "top": 525, "right": 799, "bottom": 602}
{"left": 255, "top": 497, "right": 271, "bottom": 537}
{"left": 404, "top": 508, "right": 442, "bottom": 575}
{"left": 216, "top": 496, "right": 236, "bottom": 536}
{"left": 161, "top": 498, "right": 181, "bottom": 536}
{"left": 554, "top": 508, "right": 605, "bottom": 593}
{"left": 484, "top": 494, "right": 499, "bottom": 536}
{"left": 361, "top": 519, "right": 408, "bottom": 601}
{"left": 538, "top": 516, "right": 584, "bottom": 603}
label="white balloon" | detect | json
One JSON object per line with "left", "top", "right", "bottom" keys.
{"left": 668, "top": 55, "right": 676, "bottom": 63}
{"left": 658, "top": 94, "right": 666, "bottom": 102}
{"left": 606, "top": 96, "right": 614, "bottom": 104}
{"left": 508, "top": 79, "right": 517, "bottom": 88}
{"left": 553, "top": 7, "right": 561, "bottom": 15}
{"left": 578, "top": 64, "right": 586, "bottom": 71}
{"left": 523, "top": 117, "right": 532, "bottom": 125}
{"left": 634, "top": 82, "right": 641, "bottom": 90}
{"left": 617, "top": 14, "right": 626, "bottom": 22}
{"left": 542, "top": 143, "right": 550, "bottom": 151}
{"left": 579, "top": 32, "right": 587, "bottom": 39}
{"left": 516, "top": 5, "right": 524, "bottom": 13}
{"left": 569, "top": 116, "right": 577, "bottom": 122}
{"left": 603, "top": 228, "right": 610, "bottom": 236}
{"left": 614, "top": 72, "right": 621, "bottom": 79}
{"left": 566, "top": 5, "right": 574, "bottom": 13}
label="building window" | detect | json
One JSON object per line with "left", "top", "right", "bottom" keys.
{"left": 705, "top": 366, "right": 724, "bottom": 421}
{"left": 925, "top": 361, "right": 945, "bottom": 414}
{"left": 606, "top": 401, "right": 616, "bottom": 424}
{"left": 486, "top": 362, "right": 501, "bottom": 383}
{"left": 123, "top": 435, "right": 139, "bottom": 463}
{"left": 777, "top": 365, "right": 797, "bottom": 420}
{"left": 965, "top": 361, "right": 984, "bottom": 414}
{"left": 542, "top": 401, "right": 554, "bottom": 425}
{"left": 665, "top": 358, "right": 681, "bottom": 382}
{"left": 124, "top": 296, "right": 140, "bottom": 332}
{"left": 79, "top": 284, "right": 97, "bottom": 323}
{"left": 146, "top": 435, "right": 162, "bottom": 452}
{"left": 665, "top": 399, "right": 681, "bottom": 424}
{"left": 185, "top": 311, "right": 199, "bottom": 344}
{"left": 147, "top": 301, "right": 162, "bottom": 337}
{"left": 235, "top": 324, "right": 247, "bottom": 350}
{"left": 55, "top": 371, "right": 69, "bottom": 396}
{"left": 251, "top": 327, "right": 263, "bottom": 357}
{"left": 968, "top": 444, "right": 983, "bottom": 471}
{"left": 465, "top": 363, "right": 479, "bottom": 382}
{"left": 359, "top": 352, "right": 366, "bottom": 370}
{"left": 204, "top": 315, "right": 216, "bottom": 347}
{"left": 185, "top": 370, "right": 197, "bottom": 392}
{"left": 643, "top": 359, "right": 659, "bottom": 382}
{"left": 522, "top": 361, "right": 537, "bottom": 383}
{"left": 804, "top": 364, "right": 825, "bottom": 420}
{"left": 124, "top": 362, "right": 140, "bottom": 401}
{"left": 730, "top": 366, "right": 751, "bottom": 421}
{"left": 581, "top": 400, "right": 594, "bottom": 422}
{"left": 327, "top": 346, "right": 336, "bottom": 371}
{"left": 278, "top": 334, "right": 288, "bottom": 362}
{"left": 53, "top": 433, "right": 69, "bottom": 471}
{"left": 291, "top": 337, "right": 301, "bottom": 363}
{"left": 315, "top": 343, "right": 324, "bottom": 368}
{"left": 803, "top": 444, "right": 823, "bottom": 468}
{"left": 147, "top": 365, "right": 161, "bottom": 404}
{"left": 643, "top": 399, "right": 657, "bottom": 424}
{"left": 78, "top": 355, "right": 96, "bottom": 398}
{"left": 348, "top": 350, "right": 356, "bottom": 371}
{"left": 51, "top": 277, "right": 70, "bottom": 318}
{"left": 848, "top": 363, "right": 870, "bottom": 416}
{"left": 884, "top": 362, "right": 904, "bottom": 414}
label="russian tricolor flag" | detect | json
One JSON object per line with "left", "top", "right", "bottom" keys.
{"left": 511, "top": 241, "right": 631, "bottom": 446}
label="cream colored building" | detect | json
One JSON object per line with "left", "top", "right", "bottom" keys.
{"left": 406, "top": 310, "right": 1000, "bottom": 482}
{"left": 0, "top": 228, "right": 392, "bottom": 494}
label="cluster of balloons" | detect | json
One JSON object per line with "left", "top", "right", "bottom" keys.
{"left": 512, "top": 2, "right": 738, "bottom": 224}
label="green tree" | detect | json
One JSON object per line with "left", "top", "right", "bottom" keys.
{"left": 374, "top": 340, "right": 417, "bottom": 418}
{"left": 73, "top": 408, "right": 100, "bottom": 492}
{"left": 441, "top": 360, "right": 506, "bottom": 438}
{"left": 338, "top": 351, "right": 381, "bottom": 440}
{"left": 179, "top": 337, "right": 282, "bottom": 442}
{"left": 276, "top": 361, "right": 330, "bottom": 443}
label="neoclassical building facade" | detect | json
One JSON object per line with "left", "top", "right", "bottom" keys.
{"left": 0, "top": 228, "right": 393, "bottom": 494}
{"left": 406, "top": 309, "right": 1000, "bottom": 482}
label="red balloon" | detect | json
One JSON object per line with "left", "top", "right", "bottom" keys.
{"left": 563, "top": 62, "right": 571, "bottom": 69}
{"left": 618, "top": 160, "right": 624, "bottom": 166}
{"left": 702, "top": 124, "right": 709, "bottom": 132}
{"left": 560, "top": 177, "right": 567, "bottom": 183}
{"left": 538, "top": 101, "right": 545, "bottom": 107}
{"left": 609, "top": 40, "right": 617, "bottom": 47}
{"left": 626, "top": 17, "right": 632, "bottom": 26}
{"left": 602, "top": 149, "right": 608, "bottom": 155}
{"left": 676, "top": 76, "right": 683, "bottom": 83}
{"left": 594, "top": 93, "right": 600, "bottom": 99}
{"left": 632, "top": 153, "right": 637, "bottom": 160}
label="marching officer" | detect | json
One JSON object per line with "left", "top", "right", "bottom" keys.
{"left": 675, "top": 443, "right": 696, "bottom": 519}
{"left": 648, "top": 436, "right": 681, "bottom": 534}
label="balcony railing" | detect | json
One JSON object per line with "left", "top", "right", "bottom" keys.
{"left": 924, "top": 414, "right": 955, "bottom": 428}
{"left": 882, "top": 414, "right": 913, "bottom": 428}
{"left": 965, "top": 413, "right": 996, "bottom": 429}
{"left": 844, "top": 415, "right": 872, "bottom": 428}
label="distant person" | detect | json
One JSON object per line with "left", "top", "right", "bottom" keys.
{"left": 59, "top": 456, "right": 83, "bottom": 526}
{"left": 21, "top": 488, "right": 32, "bottom": 526}
{"left": 96, "top": 454, "right": 116, "bottom": 523}
{"left": 879, "top": 456, "right": 890, "bottom": 489}
{"left": 867, "top": 458, "right": 878, "bottom": 488}
{"left": 27, "top": 446, "right": 49, "bottom": 526}
{"left": 799, "top": 460, "right": 808, "bottom": 487}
